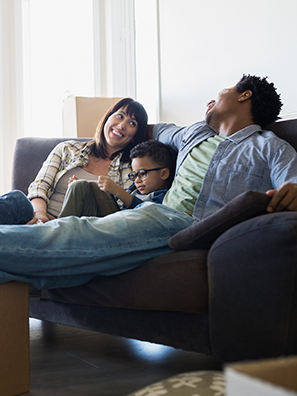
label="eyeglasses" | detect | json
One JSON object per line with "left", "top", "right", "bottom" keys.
{"left": 128, "top": 168, "right": 163, "bottom": 181}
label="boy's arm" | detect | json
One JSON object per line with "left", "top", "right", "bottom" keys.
{"left": 98, "top": 176, "right": 133, "bottom": 207}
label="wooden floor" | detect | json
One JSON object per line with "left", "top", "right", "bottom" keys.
{"left": 28, "top": 318, "right": 222, "bottom": 396}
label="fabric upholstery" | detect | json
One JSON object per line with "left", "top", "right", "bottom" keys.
{"left": 29, "top": 299, "right": 213, "bottom": 354}
{"left": 42, "top": 250, "right": 209, "bottom": 314}
{"left": 168, "top": 190, "right": 270, "bottom": 250}
{"left": 12, "top": 137, "right": 90, "bottom": 194}
{"left": 208, "top": 211, "right": 297, "bottom": 361}
{"left": 267, "top": 118, "right": 297, "bottom": 151}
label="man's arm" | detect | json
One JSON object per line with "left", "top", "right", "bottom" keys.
{"left": 266, "top": 182, "right": 297, "bottom": 212}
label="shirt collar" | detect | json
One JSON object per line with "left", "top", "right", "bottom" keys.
{"left": 81, "top": 140, "right": 95, "bottom": 154}
{"left": 225, "top": 124, "right": 262, "bottom": 144}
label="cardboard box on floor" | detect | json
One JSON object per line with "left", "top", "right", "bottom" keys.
{"left": 63, "top": 96, "right": 122, "bottom": 138}
{"left": 0, "top": 282, "right": 29, "bottom": 395}
{"left": 225, "top": 356, "right": 297, "bottom": 396}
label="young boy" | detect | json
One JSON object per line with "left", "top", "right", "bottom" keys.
{"left": 59, "top": 140, "right": 176, "bottom": 218}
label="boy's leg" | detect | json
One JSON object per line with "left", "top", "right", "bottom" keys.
{"left": 0, "top": 203, "right": 192, "bottom": 289}
{"left": 59, "top": 180, "right": 119, "bottom": 218}
{"left": 0, "top": 190, "right": 33, "bottom": 225}
{"left": 89, "top": 182, "right": 120, "bottom": 217}
{"left": 59, "top": 180, "right": 97, "bottom": 217}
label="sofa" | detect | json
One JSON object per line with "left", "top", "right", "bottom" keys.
{"left": 12, "top": 118, "right": 297, "bottom": 363}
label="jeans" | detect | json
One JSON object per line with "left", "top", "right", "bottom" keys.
{"left": 0, "top": 190, "right": 33, "bottom": 224}
{"left": 0, "top": 202, "right": 192, "bottom": 289}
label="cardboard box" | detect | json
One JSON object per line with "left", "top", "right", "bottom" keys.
{"left": 0, "top": 282, "right": 29, "bottom": 395}
{"left": 225, "top": 356, "right": 297, "bottom": 396}
{"left": 63, "top": 96, "right": 122, "bottom": 138}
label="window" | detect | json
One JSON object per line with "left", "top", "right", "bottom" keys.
{"left": 23, "top": 0, "right": 94, "bottom": 137}
{"left": 134, "top": 0, "right": 160, "bottom": 123}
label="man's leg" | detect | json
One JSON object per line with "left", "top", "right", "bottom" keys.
{"left": 59, "top": 180, "right": 119, "bottom": 218}
{"left": 0, "top": 190, "right": 33, "bottom": 224}
{"left": 0, "top": 203, "right": 192, "bottom": 289}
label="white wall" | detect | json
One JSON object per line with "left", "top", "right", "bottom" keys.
{"left": 156, "top": 0, "right": 297, "bottom": 125}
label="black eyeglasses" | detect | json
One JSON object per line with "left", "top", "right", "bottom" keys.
{"left": 128, "top": 168, "right": 163, "bottom": 181}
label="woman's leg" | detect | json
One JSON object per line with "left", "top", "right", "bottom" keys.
{"left": 59, "top": 180, "right": 119, "bottom": 218}
{"left": 0, "top": 203, "right": 192, "bottom": 289}
{"left": 0, "top": 190, "right": 33, "bottom": 224}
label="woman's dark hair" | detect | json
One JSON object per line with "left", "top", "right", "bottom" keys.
{"left": 236, "top": 74, "right": 283, "bottom": 128}
{"left": 130, "top": 140, "right": 177, "bottom": 187}
{"left": 91, "top": 98, "right": 148, "bottom": 162}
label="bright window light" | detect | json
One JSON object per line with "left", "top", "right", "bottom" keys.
{"left": 134, "top": 0, "right": 160, "bottom": 123}
{"left": 25, "top": 0, "right": 94, "bottom": 137}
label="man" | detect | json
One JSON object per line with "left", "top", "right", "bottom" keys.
{"left": 151, "top": 74, "right": 297, "bottom": 222}
{"left": 0, "top": 74, "right": 297, "bottom": 289}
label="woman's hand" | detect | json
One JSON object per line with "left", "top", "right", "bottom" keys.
{"left": 26, "top": 198, "right": 54, "bottom": 224}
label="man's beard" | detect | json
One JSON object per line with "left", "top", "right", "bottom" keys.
{"left": 205, "top": 110, "right": 220, "bottom": 133}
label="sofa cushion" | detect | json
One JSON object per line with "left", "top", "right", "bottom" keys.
{"left": 168, "top": 190, "right": 270, "bottom": 250}
{"left": 41, "top": 249, "right": 209, "bottom": 314}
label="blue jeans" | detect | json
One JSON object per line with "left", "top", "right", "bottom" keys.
{"left": 0, "top": 202, "right": 192, "bottom": 289}
{"left": 0, "top": 190, "right": 33, "bottom": 224}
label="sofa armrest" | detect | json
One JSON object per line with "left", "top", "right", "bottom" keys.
{"left": 207, "top": 212, "right": 297, "bottom": 362}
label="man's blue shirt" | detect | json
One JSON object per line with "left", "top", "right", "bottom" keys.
{"left": 153, "top": 122, "right": 297, "bottom": 221}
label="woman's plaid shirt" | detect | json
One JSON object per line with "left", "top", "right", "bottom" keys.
{"left": 28, "top": 140, "right": 132, "bottom": 205}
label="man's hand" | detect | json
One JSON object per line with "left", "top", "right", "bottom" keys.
{"left": 266, "top": 182, "right": 297, "bottom": 212}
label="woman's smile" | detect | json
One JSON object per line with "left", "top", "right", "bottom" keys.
{"left": 104, "top": 107, "right": 138, "bottom": 153}
{"left": 111, "top": 128, "right": 124, "bottom": 138}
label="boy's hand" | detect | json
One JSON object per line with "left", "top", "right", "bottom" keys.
{"left": 98, "top": 175, "right": 133, "bottom": 207}
{"left": 98, "top": 176, "right": 119, "bottom": 195}
{"left": 266, "top": 182, "right": 297, "bottom": 212}
{"left": 68, "top": 175, "right": 78, "bottom": 184}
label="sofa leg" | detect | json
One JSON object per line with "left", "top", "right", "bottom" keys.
{"left": 0, "top": 282, "right": 30, "bottom": 395}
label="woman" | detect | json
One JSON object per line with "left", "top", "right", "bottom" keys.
{"left": 27, "top": 98, "right": 148, "bottom": 224}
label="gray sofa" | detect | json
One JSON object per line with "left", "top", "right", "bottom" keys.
{"left": 12, "top": 119, "right": 297, "bottom": 363}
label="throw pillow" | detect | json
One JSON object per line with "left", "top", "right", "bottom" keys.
{"left": 168, "top": 190, "right": 270, "bottom": 250}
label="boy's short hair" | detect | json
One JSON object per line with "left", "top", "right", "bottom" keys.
{"left": 130, "top": 140, "right": 176, "bottom": 186}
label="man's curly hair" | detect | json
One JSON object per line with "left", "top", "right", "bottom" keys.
{"left": 236, "top": 74, "right": 283, "bottom": 128}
